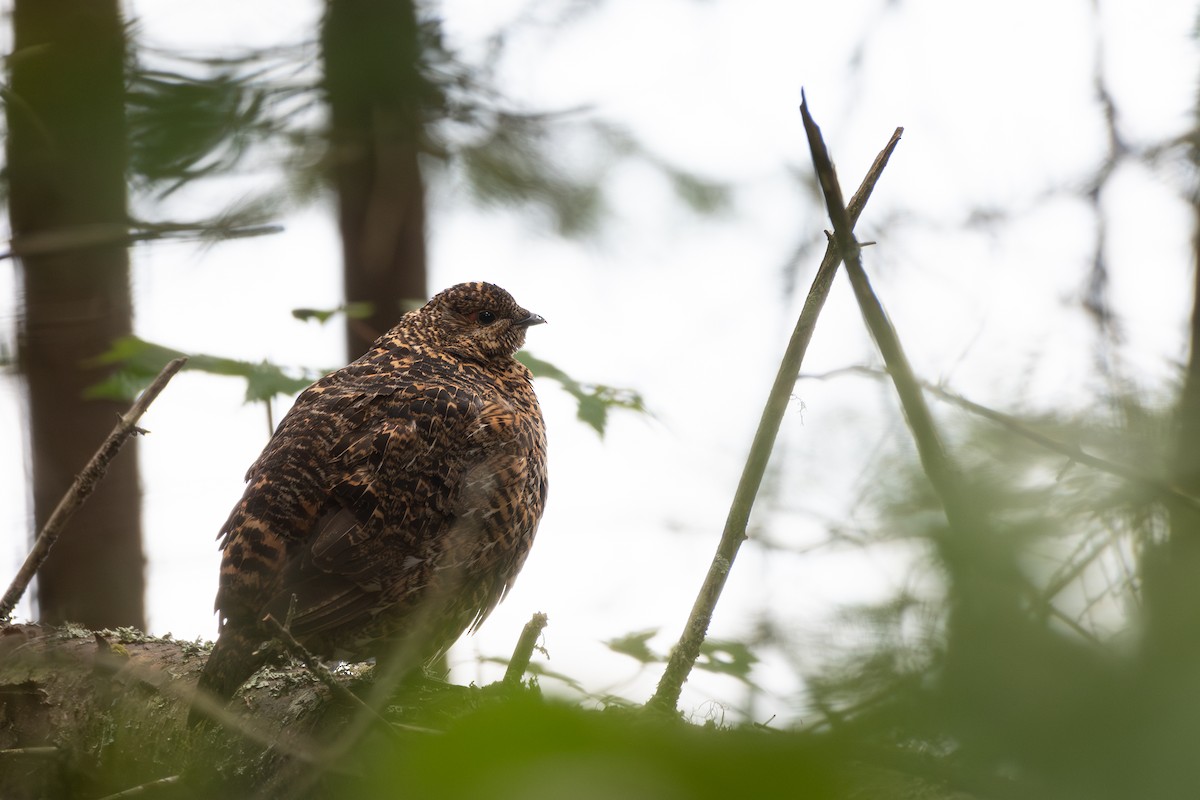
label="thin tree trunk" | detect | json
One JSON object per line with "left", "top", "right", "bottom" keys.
{"left": 321, "top": 0, "right": 429, "bottom": 361}
{"left": 6, "top": 0, "right": 144, "bottom": 628}
{"left": 1172, "top": 217, "right": 1200, "bottom": 503}
{"left": 1139, "top": 185, "right": 1200, "bottom": 672}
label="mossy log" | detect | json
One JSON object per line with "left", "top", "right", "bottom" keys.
{"left": 0, "top": 623, "right": 361, "bottom": 798}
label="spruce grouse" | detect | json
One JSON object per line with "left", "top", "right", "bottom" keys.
{"left": 190, "top": 282, "right": 547, "bottom": 723}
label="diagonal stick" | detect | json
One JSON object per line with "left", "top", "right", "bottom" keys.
{"left": 0, "top": 357, "right": 188, "bottom": 620}
{"left": 646, "top": 123, "right": 904, "bottom": 714}
{"left": 798, "top": 91, "right": 983, "bottom": 538}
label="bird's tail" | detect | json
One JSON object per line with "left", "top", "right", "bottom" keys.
{"left": 188, "top": 627, "right": 267, "bottom": 727}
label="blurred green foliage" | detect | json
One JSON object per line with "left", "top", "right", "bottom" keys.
{"left": 352, "top": 696, "right": 841, "bottom": 800}
{"left": 793, "top": 385, "right": 1200, "bottom": 800}
{"left": 119, "top": 16, "right": 730, "bottom": 242}
{"left": 606, "top": 629, "right": 760, "bottom": 686}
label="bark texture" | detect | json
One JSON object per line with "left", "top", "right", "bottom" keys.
{"left": 322, "top": 0, "right": 429, "bottom": 360}
{"left": 7, "top": 0, "right": 144, "bottom": 628}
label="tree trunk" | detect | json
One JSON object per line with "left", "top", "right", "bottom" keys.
{"left": 321, "top": 0, "right": 429, "bottom": 362}
{"left": 6, "top": 0, "right": 144, "bottom": 628}
{"left": 1138, "top": 186, "right": 1200, "bottom": 689}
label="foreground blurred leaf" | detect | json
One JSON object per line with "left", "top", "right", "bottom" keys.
{"left": 354, "top": 697, "right": 841, "bottom": 800}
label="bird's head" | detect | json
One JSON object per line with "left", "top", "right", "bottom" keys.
{"left": 416, "top": 282, "right": 546, "bottom": 363}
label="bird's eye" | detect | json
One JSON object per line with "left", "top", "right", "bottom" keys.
{"left": 476, "top": 310, "right": 497, "bottom": 325}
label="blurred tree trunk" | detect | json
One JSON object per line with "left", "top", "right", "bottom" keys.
{"left": 1140, "top": 178, "right": 1200, "bottom": 670}
{"left": 321, "top": 0, "right": 429, "bottom": 362}
{"left": 1172, "top": 216, "right": 1200, "bottom": 508}
{"left": 6, "top": 0, "right": 144, "bottom": 627}
{"left": 1143, "top": 29, "right": 1200, "bottom": 646}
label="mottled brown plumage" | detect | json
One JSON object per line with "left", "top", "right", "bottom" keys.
{"left": 191, "top": 282, "right": 547, "bottom": 723}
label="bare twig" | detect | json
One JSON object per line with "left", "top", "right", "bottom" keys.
{"left": 267, "top": 572, "right": 471, "bottom": 800}
{"left": 927, "top": 381, "right": 1200, "bottom": 511}
{"left": 261, "top": 614, "right": 417, "bottom": 743}
{"left": 799, "top": 91, "right": 981, "bottom": 537}
{"left": 0, "top": 746, "right": 59, "bottom": 758}
{"left": 503, "top": 612, "right": 548, "bottom": 685}
{"left": 803, "top": 365, "right": 1200, "bottom": 511}
{"left": 253, "top": 609, "right": 445, "bottom": 800}
{"left": 93, "top": 775, "right": 180, "bottom": 800}
{"left": 0, "top": 222, "right": 284, "bottom": 262}
{"left": 0, "top": 357, "right": 188, "bottom": 621}
{"left": 72, "top": 640, "right": 326, "bottom": 764}
{"left": 645, "top": 123, "right": 904, "bottom": 714}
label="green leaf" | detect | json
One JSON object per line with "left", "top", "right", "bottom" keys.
{"left": 604, "top": 629, "right": 760, "bottom": 686}
{"left": 87, "top": 335, "right": 321, "bottom": 404}
{"left": 241, "top": 360, "right": 315, "bottom": 403}
{"left": 85, "top": 336, "right": 189, "bottom": 399}
{"left": 517, "top": 351, "right": 647, "bottom": 437}
{"left": 604, "top": 629, "right": 662, "bottom": 664}
{"left": 696, "top": 639, "right": 759, "bottom": 684}
{"left": 90, "top": 339, "right": 643, "bottom": 438}
{"left": 292, "top": 302, "right": 376, "bottom": 325}
{"left": 576, "top": 393, "right": 609, "bottom": 434}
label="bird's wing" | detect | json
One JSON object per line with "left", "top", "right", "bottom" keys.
{"left": 260, "top": 382, "right": 483, "bottom": 641}
{"left": 448, "top": 398, "right": 549, "bottom": 631}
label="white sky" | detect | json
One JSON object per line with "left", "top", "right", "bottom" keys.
{"left": 2, "top": 0, "right": 1198, "bottom": 723}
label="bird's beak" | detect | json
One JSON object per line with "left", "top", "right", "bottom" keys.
{"left": 514, "top": 312, "right": 547, "bottom": 328}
